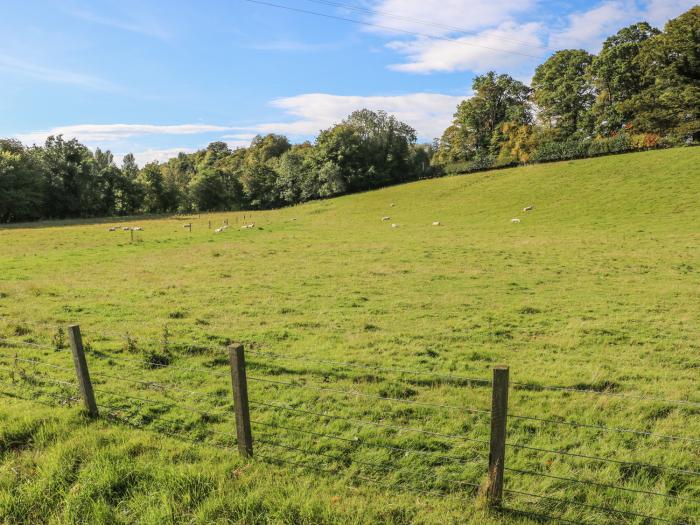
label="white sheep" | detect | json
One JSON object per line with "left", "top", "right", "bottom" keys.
{"left": 511, "top": 218, "right": 521, "bottom": 224}
{"left": 381, "top": 216, "right": 391, "bottom": 221}
{"left": 523, "top": 205, "right": 534, "bottom": 212}
{"left": 122, "top": 227, "right": 131, "bottom": 231}
{"left": 391, "top": 223, "right": 398, "bottom": 228}
{"left": 432, "top": 221, "right": 441, "bottom": 226}
{"left": 108, "top": 227, "right": 117, "bottom": 232}
{"left": 214, "top": 227, "right": 223, "bottom": 233}
{"left": 132, "top": 227, "right": 143, "bottom": 231}
{"left": 241, "top": 223, "right": 255, "bottom": 229}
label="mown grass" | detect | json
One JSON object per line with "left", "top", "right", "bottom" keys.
{"left": 0, "top": 147, "right": 699, "bottom": 524}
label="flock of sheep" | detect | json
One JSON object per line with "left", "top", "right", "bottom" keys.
{"left": 511, "top": 205, "right": 534, "bottom": 224}
{"left": 107, "top": 226, "right": 142, "bottom": 232}
{"left": 104, "top": 202, "right": 535, "bottom": 237}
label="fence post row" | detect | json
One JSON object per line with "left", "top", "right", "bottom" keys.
{"left": 68, "top": 324, "right": 99, "bottom": 418}
{"left": 229, "top": 343, "right": 254, "bottom": 458}
{"left": 487, "top": 365, "right": 509, "bottom": 507}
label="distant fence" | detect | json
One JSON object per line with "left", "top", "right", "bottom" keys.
{"left": 0, "top": 323, "right": 699, "bottom": 524}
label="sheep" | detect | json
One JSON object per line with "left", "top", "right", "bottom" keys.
{"left": 523, "top": 205, "right": 534, "bottom": 212}
{"left": 108, "top": 227, "right": 117, "bottom": 232}
{"left": 391, "top": 223, "right": 398, "bottom": 228}
{"left": 432, "top": 221, "right": 441, "bottom": 226}
{"left": 241, "top": 223, "right": 255, "bottom": 230}
{"left": 389, "top": 203, "right": 395, "bottom": 207}
{"left": 381, "top": 216, "right": 391, "bottom": 221}
{"left": 214, "top": 227, "right": 223, "bottom": 233}
{"left": 511, "top": 218, "right": 521, "bottom": 224}
{"left": 132, "top": 227, "right": 143, "bottom": 231}
{"left": 122, "top": 227, "right": 131, "bottom": 231}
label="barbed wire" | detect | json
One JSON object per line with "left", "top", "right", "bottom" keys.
{"left": 0, "top": 355, "right": 76, "bottom": 375}
{"left": 508, "top": 412, "right": 700, "bottom": 444}
{"left": 251, "top": 417, "right": 487, "bottom": 465}
{"left": 0, "top": 367, "right": 77, "bottom": 389}
{"left": 505, "top": 466, "right": 700, "bottom": 504}
{"left": 92, "top": 388, "right": 233, "bottom": 421}
{"left": 245, "top": 349, "right": 492, "bottom": 385}
{"left": 249, "top": 399, "right": 491, "bottom": 446}
{"left": 507, "top": 442, "right": 700, "bottom": 477}
{"left": 248, "top": 375, "right": 491, "bottom": 414}
{"left": 2, "top": 328, "right": 698, "bottom": 407}
{"left": 503, "top": 487, "right": 690, "bottom": 524}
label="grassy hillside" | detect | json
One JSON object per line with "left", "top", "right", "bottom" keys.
{"left": 0, "top": 148, "right": 698, "bottom": 524}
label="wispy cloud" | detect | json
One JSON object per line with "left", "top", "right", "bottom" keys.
{"left": 16, "top": 124, "right": 231, "bottom": 146}
{"left": 0, "top": 54, "right": 117, "bottom": 90}
{"left": 387, "top": 22, "right": 544, "bottom": 74}
{"left": 237, "top": 92, "right": 468, "bottom": 141}
{"left": 114, "top": 148, "right": 197, "bottom": 167}
{"left": 64, "top": 4, "right": 171, "bottom": 40}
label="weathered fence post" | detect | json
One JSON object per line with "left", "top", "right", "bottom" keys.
{"left": 229, "top": 343, "right": 253, "bottom": 458}
{"left": 68, "top": 325, "right": 98, "bottom": 418}
{"left": 486, "top": 365, "right": 509, "bottom": 507}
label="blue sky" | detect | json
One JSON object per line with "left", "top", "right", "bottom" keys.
{"left": 1, "top": 0, "right": 694, "bottom": 165}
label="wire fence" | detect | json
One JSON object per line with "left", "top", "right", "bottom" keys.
{"left": 0, "top": 327, "right": 698, "bottom": 524}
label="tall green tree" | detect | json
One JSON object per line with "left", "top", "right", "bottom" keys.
{"left": 589, "top": 22, "right": 661, "bottom": 134}
{"left": 437, "top": 72, "right": 530, "bottom": 163}
{"left": 0, "top": 140, "right": 44, "bottom": 222}
{"left": 532, "top": 50, "right": 595, "bottom": 138}
{"left": 628, "top": 7, "right": 700, "bottom": 140}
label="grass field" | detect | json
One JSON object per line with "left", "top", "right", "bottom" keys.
{"left": 0, "top": 148, "right": 699, "bottom": 524}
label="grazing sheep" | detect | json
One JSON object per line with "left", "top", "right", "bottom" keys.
{"left": 432, "top": 221, "right": 441, "bottom": 226}
{"left": 108, "top": 227, "right": 117, "bottom": 232}
{"left": 389, "top": 203, "right": 395, "bottom": 207}
{"left": 241, "top": 223, "right": 255, "bottom": 229}
{"left": 122, "top": 227, "right": 131, "bottom": 231}
{"left": 391, "top": 223, "right": 398, "bottom": 228}
{"left": 523, "top": 205, "right": 534, "bottom": 212}
{"left": 132, "top": 227, "right": 143, "bottom": 231}
{"left": 381, "top": 216, "right": 391, "bottom": 221}
{"left": 214, "top": 227, "right": 223, "bottom": 233}
{"left": 511, "top": 218, "right": 521, "bottom": 224}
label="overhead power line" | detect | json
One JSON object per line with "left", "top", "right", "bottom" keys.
{"left": 302, "top": 0, "right": 545, "bottom": 50}
{"left": 240, "top": 0, "right": 543, "bottom": 60}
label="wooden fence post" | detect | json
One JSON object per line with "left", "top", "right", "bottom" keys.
{"left": 487, "top": 365, "right": 509, "bottom": 507}
{"left": 229, "top": 343, "right": 253, "bottom": 458}
{"left": 68, "top": 325, "right": 98, "bottom": 418}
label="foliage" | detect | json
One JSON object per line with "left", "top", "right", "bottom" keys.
{"left": 1, "top": 148, "right": 699, "bottom": 523}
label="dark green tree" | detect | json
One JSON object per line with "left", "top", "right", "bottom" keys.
{"left": 532, "top": 50, "right": 595, "bottom": 138}
{"left": 589, "top": 22, "right": 661, "bottom": 134}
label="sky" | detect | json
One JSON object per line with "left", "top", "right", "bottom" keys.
{"left": 1, "top": 0, "right": 695, "bottom": 166}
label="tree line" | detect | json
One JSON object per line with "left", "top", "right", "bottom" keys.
{"left": 1, "top": 7, "right": 697, "bottom": 223}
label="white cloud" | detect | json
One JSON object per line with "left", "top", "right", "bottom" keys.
{"left": 114, "top": 148, "right": 196, "bottom": 167}
{"left": 368, "top": 0, "right": 537, "bottom": 36}
{"left": 548, "top": 1, "right": 634, "bottom": 51}
{"left": 549, "top": 0, "right": 696, "bottom": 52}
{"left": 0, "top": 54, "right": 116, "bottom": 90}
{"left": 16, "top": 124, "right": 231, "bottom": 146}
{"left": 222, "top": 133, "right": 258, "bottom": 140}
{"left": 240, "top": 92, "right": 467, "bottom": 141}
{"left": 640, "top": 0, "right": 697, "bottom": 27}
{"left": 387, "top": 22, "right": 544, "bottom": 74}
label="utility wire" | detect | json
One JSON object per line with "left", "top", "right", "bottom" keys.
{"left": 303, "top": 0, "right": 546, "bottom": 49}
{"left": 239, "top": 0, "right": 543, "bottom": 59}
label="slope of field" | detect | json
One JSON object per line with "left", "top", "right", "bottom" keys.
{"left": 0, "top": 148, "right": 698, "bottom": 524}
